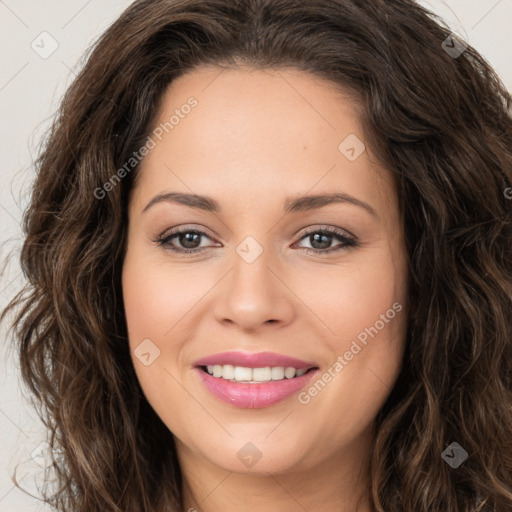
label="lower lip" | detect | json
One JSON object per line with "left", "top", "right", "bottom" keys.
{"left": 195, "top": 367, "right": 319, "bottom": 408}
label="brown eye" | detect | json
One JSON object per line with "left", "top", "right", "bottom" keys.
{"left": 294, "top": 228, "right": 357, "bottom": 254}
{"left": 156, "top": 229, "right": 216, "bottom": 254}
{"left": 174, "top": 231, "right": 203, "bottom": 249}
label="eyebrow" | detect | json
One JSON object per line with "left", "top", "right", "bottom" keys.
{"left": 142, "top": 191, "right": 378, "bottom": 218}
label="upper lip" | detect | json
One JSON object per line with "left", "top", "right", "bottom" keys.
{"left": 194, "top": 351, "right": 318, "bottom": 369}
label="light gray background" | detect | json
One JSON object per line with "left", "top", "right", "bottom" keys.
{"left": 1, "top": 0, "right": 511, "bottom": 509}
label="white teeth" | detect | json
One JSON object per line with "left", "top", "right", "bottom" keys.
{"left": 222, "top": 364, "right": 235, "bottom": 380}
{"left": 205, "top": 364, "right": 310, "bottom": 382}
{"left": 253, "top": 367, "right": 272, "bottom": 382}
{"left": 271, "top": 367, "right": 285, "bottom": 380}
{"left": 284, "top": 367, "right": 296, "bottom": 379}
{"left": 234, "top": 366, "right": 252, "bottom": 381}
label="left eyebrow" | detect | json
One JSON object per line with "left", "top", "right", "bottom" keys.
{"left": 283, "top": 192, "right": 378, "bottom": 218}
{"left": 142, "top": 191, "right": 378, "bottom": 219}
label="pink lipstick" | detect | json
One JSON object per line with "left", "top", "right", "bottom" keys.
{"left": 194, "top": 351, "right": 319, "bottom": 408}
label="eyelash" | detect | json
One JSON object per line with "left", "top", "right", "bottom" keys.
{"left": 153, "top": 226, "right": 358, "bottom": 255}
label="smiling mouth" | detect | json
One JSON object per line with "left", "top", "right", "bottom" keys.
{"left": 199, "top": 364, "right": 318, "bottom": 383}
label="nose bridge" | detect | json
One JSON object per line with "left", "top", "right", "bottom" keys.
{"left": 212, "top": 234, "right": 295, "bottom": 329}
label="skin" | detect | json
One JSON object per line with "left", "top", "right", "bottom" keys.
{"left": 122, "top": 65, "right": 409, "bottom": 512}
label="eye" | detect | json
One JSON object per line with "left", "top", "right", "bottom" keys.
{"left": 154, "top": 227, "right": 217, "bottom": 254}
{"left": 293, "top": 227, "right": 358, "bottom": 254}
{"left": 153, "top": 226, "right": 358, "bottom": 255}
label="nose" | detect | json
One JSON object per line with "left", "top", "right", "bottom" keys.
{"left": 212, "top": 248, "right": 296, "bottom": 333}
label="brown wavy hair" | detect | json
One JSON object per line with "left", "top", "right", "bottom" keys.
{"left": 2, "top": 0, "right": 512, "bottom": 510}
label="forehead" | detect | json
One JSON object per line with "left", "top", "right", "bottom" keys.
{"left": 132, "top": 65, "right": 397, "bottom": 218}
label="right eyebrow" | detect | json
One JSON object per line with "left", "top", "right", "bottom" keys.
{"left": 142, "top": 192, "right": 220, "bottom": 214}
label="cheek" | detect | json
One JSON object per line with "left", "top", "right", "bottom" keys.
{"left": 121, "top": 249, "right": 193, "bottom": 423}
{"left": 121, "top": 242, "right": 218, "bottom": 397}
{"left": 300, "top": 247, "right": 407, "bottom": 415}
{"left": 304, "top": 247, "right": 405, "bottom": 353}
{"left": 122, "top": 244, "right": 203, "bottom": 346}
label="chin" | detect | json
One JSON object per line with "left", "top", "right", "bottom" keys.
{"left": 178, "top": 430, "right": 313, "bottom": 475}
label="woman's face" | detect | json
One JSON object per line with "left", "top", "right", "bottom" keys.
{"left": 122, "top": 65, "right": 409, "bottom": 476}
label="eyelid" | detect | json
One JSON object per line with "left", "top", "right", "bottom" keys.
{"left": 297, "top": 225, "right": 355, "bottom": 240}
{"left": 156, "top": 224, "right": 217, "bottom": 243}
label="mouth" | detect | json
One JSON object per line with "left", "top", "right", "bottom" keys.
{"left": 193, "top": 351, "right": 320, "bottom": 408}
{"left": 198, "top": 364, "right": 318, "bottom": 383}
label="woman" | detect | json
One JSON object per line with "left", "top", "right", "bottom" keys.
{"left": 2, "top": 0, "right": 512, "bottom": 511}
